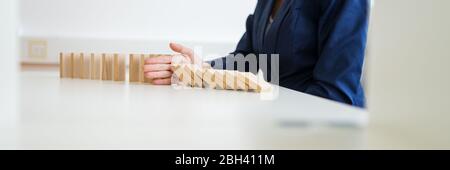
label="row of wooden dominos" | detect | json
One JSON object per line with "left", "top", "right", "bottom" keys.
{"left": 60, "top": 53, "right": 170, "bottom": 83}
{"left": 171, "top": 64, "right": 271, "bottom": 93}
{"left": 60, "top": 53, "right": 126, "bottom": 81}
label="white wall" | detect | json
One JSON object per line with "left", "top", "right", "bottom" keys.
{"left": 0, "top": 0, "right": 18, "bottom": 149}
{"left": 367, "top": 0, "right": 450, "bottom": 149}
{"left": 19, "top": 0, "right": 257, "bottom": 62}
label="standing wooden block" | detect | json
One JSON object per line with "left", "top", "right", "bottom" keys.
{"left": 73, "top": 53, "right": 83, "bottom": 79}
{"left": 113, "top": 54, "right": 125, "bottom": 81}
{"left": 60, "top": 52, "right": 73, "bottom": 78}
{"left": 113, "top": 54, "right": 119, "bottom": 81}
{"left": 138, "top": 54, "right": 142, "bottom": 82}
{"left": 69, "top": 53, "right": 74, "bottom": 78}
{"left": 82, "top": 53, "right": 91, "bottom": 79}
{"left": 72, "top": 53, "right": 79, "bottom": 78}
{"left": 59, "top": 53, "right": 63, "bottom": 78}
{"left": 139, "top": 54, "right": 145, "bottom": 83}
{"left": 90, "top": 53, "right": 102, "bottom": 80}
{"left": 129, "top": 54, "right": 140, "bottom": 82}
{"left": 102, "top": 53, "right": 113, "bottom": 80}
{"left": 79, "top": 53, "right": 84, "bottom": 79}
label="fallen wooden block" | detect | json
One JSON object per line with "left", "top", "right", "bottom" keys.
{"left": 183, "top": 64, "right": 203, "bottom": 87}
{"left": 171, "top": 64, "right": 187, "bottom": 86}
{"left": 213, "top": 69, "right": 227, "bottom": 90}
{"left": 225, "top": 70, "right": 248, "bottom": 91}
{"left": 193, "top": 66, "right": 205, "bottom": 88}
{"left": 243, "top": 72, "right": 272, "bottom": 92}
{"left": 170, "top": 63, "right": 271, "bottom": 93}
{"left": 202, "top": 68, "right": 216, "bottom": 89}
{"left": 224, "top": 70, "right": 238, "bottom": 90}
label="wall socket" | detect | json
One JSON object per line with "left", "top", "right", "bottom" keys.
{"left": 27, "top": 40, "right": 48, "bottom": 59}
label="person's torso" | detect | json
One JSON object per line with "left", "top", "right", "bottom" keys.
{"left": 252, "top": 0, "right": 321, "bottom": 91}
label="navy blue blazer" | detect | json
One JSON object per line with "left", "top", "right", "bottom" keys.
{"left": 210, "top": 0, "right": 369, "bottom": 107}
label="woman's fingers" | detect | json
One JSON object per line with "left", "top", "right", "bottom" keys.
{"left": 143, "top": 64, "right": 171, "bottom": 72}
{"left": 145, "top": 71, "right": 172, "bottom": 79}
{"left": 145, "top": 55, "right": 172, "bottom": 64}
{"left": 152, "top": 78, "right": 172, "bottom": 85}
{"left": 142, "top": 43, "right": 195, "bottom": 85}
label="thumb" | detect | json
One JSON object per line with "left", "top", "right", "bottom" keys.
{"left": 169, "top": 42, "right": 194, "bottom": 61}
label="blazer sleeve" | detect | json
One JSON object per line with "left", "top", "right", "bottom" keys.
{"left": 303, "top": 0, "right": 369, "bottom": 107}
{"left": 209, "top": 14, "right": 255, "bottom": 70}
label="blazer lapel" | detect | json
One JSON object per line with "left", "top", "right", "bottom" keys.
{"left": 264, "top": 0, "right": 293, "bottom": 54}
{"left": 257, "top": 0, "right": 274, "bottom": 52}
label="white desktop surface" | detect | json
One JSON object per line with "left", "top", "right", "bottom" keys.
{"left": 3, "top": 70, "right": 369, "bottom": 150}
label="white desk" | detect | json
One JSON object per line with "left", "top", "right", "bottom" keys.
{"left": 2, "top": 70, "right": 368, "bottom": 149}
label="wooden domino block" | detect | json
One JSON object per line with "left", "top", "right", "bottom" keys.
{"left": 235, "top": 73, "right": 248, "bottom": 91}
{"left": 170, "top": 63, "right": 270, "bottom": 92}
{"left": 179, "top": 64, "right": 201, "bottom": 87}
{"left": 129, "top": 54, "right": 140, "bottom": 82}
{"left": 81, "top": 53, "right": 91, "bottom": 79}
{"left": 172, "top": 64, "right": 192, "bottom": 87}
{"left": 179, "top": 64, "right": 192, "bottom": 87}
{"left": 59, "top": 53, "right": 63, "bottom": 78}
{"left": 59, "top": 52, "right": 73, "bottom": 78}
{"left": 213, "top": 70, "right": 227, "bottom": 90}
{"left": 225, "top": 70, "right": 247, "bottom": 91}
{"left": 183, "top": 64, "right": 203, "bottom": 87}
{"left": 202, "top": 68, "right": 216, "bottom": 89}
{"left": 235, "top": 72, "right": 250, "bottom": 91}
{"left": 79, "top": 53, "right": 84, "bottom": 79}
{"left": 224, "top": 70, "right": 237, "bottom": 90}
{"left": 240, "top": 72, "right": 262, "bottom": 92}
{"left": 90, "top": 53, "right": 102, "bottom": 80}
{"left": 171, "top": 64, "right": 182, "bottom": 72}
{"left": 185, "top": 65, "right": 196, "bottom": 87}
{"left": 139, "top": 54, "right": 145, "bottom": 83}
{"left": 138, "top": 54, "right": 143, "bottom": 83}
{"left": 172, "top": 64, "right": 187, "bottom": 86}
{"left": 113, "top": 54, "right": 125, "bottom": 81}
{"left": 67, "top": 53, "right": 74, "bottom": 78}
{"left": 102, "top": 53, "right": 113, "bottom": 80}
{"left": 73, "top": 53, "right": 83, "bottom": 79}
{"left": 193, "top": 66, "right": 204, "bottom": 88}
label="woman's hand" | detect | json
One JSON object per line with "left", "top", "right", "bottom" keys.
{"left": 144, "top": 42, "right": 194, "bottom": 85}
